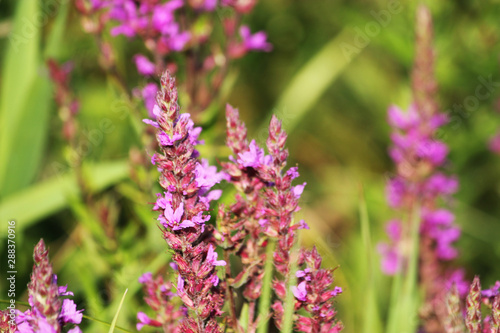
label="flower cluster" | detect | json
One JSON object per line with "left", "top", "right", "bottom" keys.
{"left": 219, "top": 104, "right": 342, "bottom": 331}
{"left": 216, "top": 105, "right": 270, "bottom": 330}
{"left": 285, "top": 247, "right": 343, "bottom": 333}
{"left": 142, "top": 71, "right": 226, "bottom": 332}
{"left": 442, "top": 276, "right": 500, "bottom": 332}
{"left": 379, "top": 5, "right": 460, "bottom": 277}
{"left": 0, "top": 309, "right": 15, "bottom": 333}
{"left": 379, "top": 103, "right": 460, "bottom": 274}
{"left": 136, "top": 272, "right": 186, "bottom": 331}
{"left": 15, "top": 239, "right": 83, "bottom": 333}
{"left": 378, "top": 6, "right": 466, "bottom": 332}
{"left": 75, "top": 0, "right": 272, "bottom": 118}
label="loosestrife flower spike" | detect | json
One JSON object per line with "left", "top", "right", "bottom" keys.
{"left": 492, "top": 295, "right": 500, "bottom": 332}
{"left": 15, "top": 239, "right": 83, "bottom": 333}
{"left": 443, "top": 284, "right": 465, "bottom": 333}
{"left": 136, "top": 272, "right": 185, "bottom": 332}
{"left": 379, "top": 6, "right": 466, "bottom": 332}
{"left": 220, "top": 105, "right": 342, "bottom": 331}
{"left": 466, "top": 276, "right": 483, "bottom": 333}
{"left": 140, "top": 71, "right": 226, "bottom": 332}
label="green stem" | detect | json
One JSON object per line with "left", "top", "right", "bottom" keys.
{"left": 256, "top": 239, "right": 276, "bottom": 333}
{"left": 282, "top": 234, "right": 301, "bottom": 333}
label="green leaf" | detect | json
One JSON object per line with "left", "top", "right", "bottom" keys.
{"left": 259, "top": 28, "right": 359, "bottom": 134}
{"left": 0, "top": 0, "right": 44, "bottom": 197}
{"left": 0, "top": 160, "right": 129, "bottom": 236}
{"left": 231, "top": 260, "right": 261, "bottom": 288}
{"left": 239, "top": 302, "right": 250, "bottom": 332}
{"left": 0, "top": 76, "right": 52, "bottom": 197}
{"left": 44, "top": 0, "right": 70, "bottom": 58}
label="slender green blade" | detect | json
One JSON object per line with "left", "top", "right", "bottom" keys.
{"left": 81, "top": 314, "right": 132, "bottom": 333}
{"left": 0, "top": 0, "right": 43, "bottom": 196}
{"left": 281, "top": 234, "right": 300, "bottom": 333}
{"left": 0, "top": 76, "right": 52, "bottom": 196}
{"left": 109, "top": 289, "right": 128, "bottom": 333}
{"left": 387, "top": 205, "right": 421, "bottom": 333}
{"left": 400, "top": 205, "right": 421, "bottom": 333}
{"left": 44, "top": 0, "right": 69, "bottom": 58}
{"left": 259, "top": 28, "right": 358, "bottom": 134}
{"left": 359, "top": 191, "right": 382, "bottom": 333}
{"left": 0, "top": 160, "right": 129, "bottom": 234}
{"left": 256, "top": 240, "right": 276, "bottom": 333}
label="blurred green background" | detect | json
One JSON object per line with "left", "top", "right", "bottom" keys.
{"left": 1, "top": 0, "right": 500, "bottom": 332}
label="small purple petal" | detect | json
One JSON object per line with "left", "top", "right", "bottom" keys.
{"left": 143, "top": 118, "right": 159, "bottom": 128}
{"left": 134, "top": 54, "right": 155, "bottom": 76}
{"left": 138, "top": 272, "right": 152, "bottom": 284}
{"left": 291, "top": 281, "right": 307, "bottom": 301}
{"left": 59, "top": 299, "right": 83, "bottom": 324}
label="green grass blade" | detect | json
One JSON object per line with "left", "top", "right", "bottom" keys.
{"left": 359, "top": 190, "right": 382, "bottom": 333}
{"left": 238, "top": 302, "right": 249, "bottom": 331}
{"left": 44, "top": 0, "right": 69, "bottom": 58}
{"left": 387, "top": 205, "right": 421, "bottom": 333}
{"left": 109, "top": 289, "right": 128, "bottom": 333}
{"left": 0, "top": 0, "right": 43, "bottom": 196}
{"left": 0, "top": 160, "right": 129, "bottom": 236}
{"left": 82, "top": 314, "right": 132, "bottom": 333}
{"left": 281, "top": 234, "right": 301, "bottom": 333}
{"left": 386, "top": 269, "right": 403, "bottom": 333}
{"left": 400, "top": 204, "right": 421, "bottom": 333}
{"left": 0, "top": 76, "right": 52, "bottom": 196}
{"left": 259, "top": 28, "right": 359, "bottom": 134}
{"left": 256, "top": 239, "right": 276, "bottom": 333}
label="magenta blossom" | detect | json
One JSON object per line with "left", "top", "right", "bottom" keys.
{"left": 240, "top": 26, "right": 272, "bottom": 52}
{"left": 134, "top": 54, "right": 156, "bottom": 76}
{"left": 292, "top": 281, "right": 308, "bottom": 302}
{"left": 141, "top": 83, "right": 159, "bottom": 118}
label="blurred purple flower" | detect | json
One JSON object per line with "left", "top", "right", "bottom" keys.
{"left": 240, "top": 26, "right": 272, "bottom": 52}
{"left": 141, "top": 83, "right": 159, "bottom": 118}
{"left": 134, "top": 54, "right": 156, "bottom": 76}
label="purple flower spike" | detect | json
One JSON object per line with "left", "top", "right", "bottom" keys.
{"left": 15, "top": 239, "right": 83, "bottom": 332}
{"left": 139, "top": 72, "right": 225, "bottom": 331}
{"left": 222, "top": 105, "right": 343, "bottom": 331}
{"left": 381, "top": 7, "right": 463, "bottom": 332}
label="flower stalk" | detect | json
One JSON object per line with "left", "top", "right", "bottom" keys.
{"left": 142, "top": 71, "right": 226, "bottom": 332}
